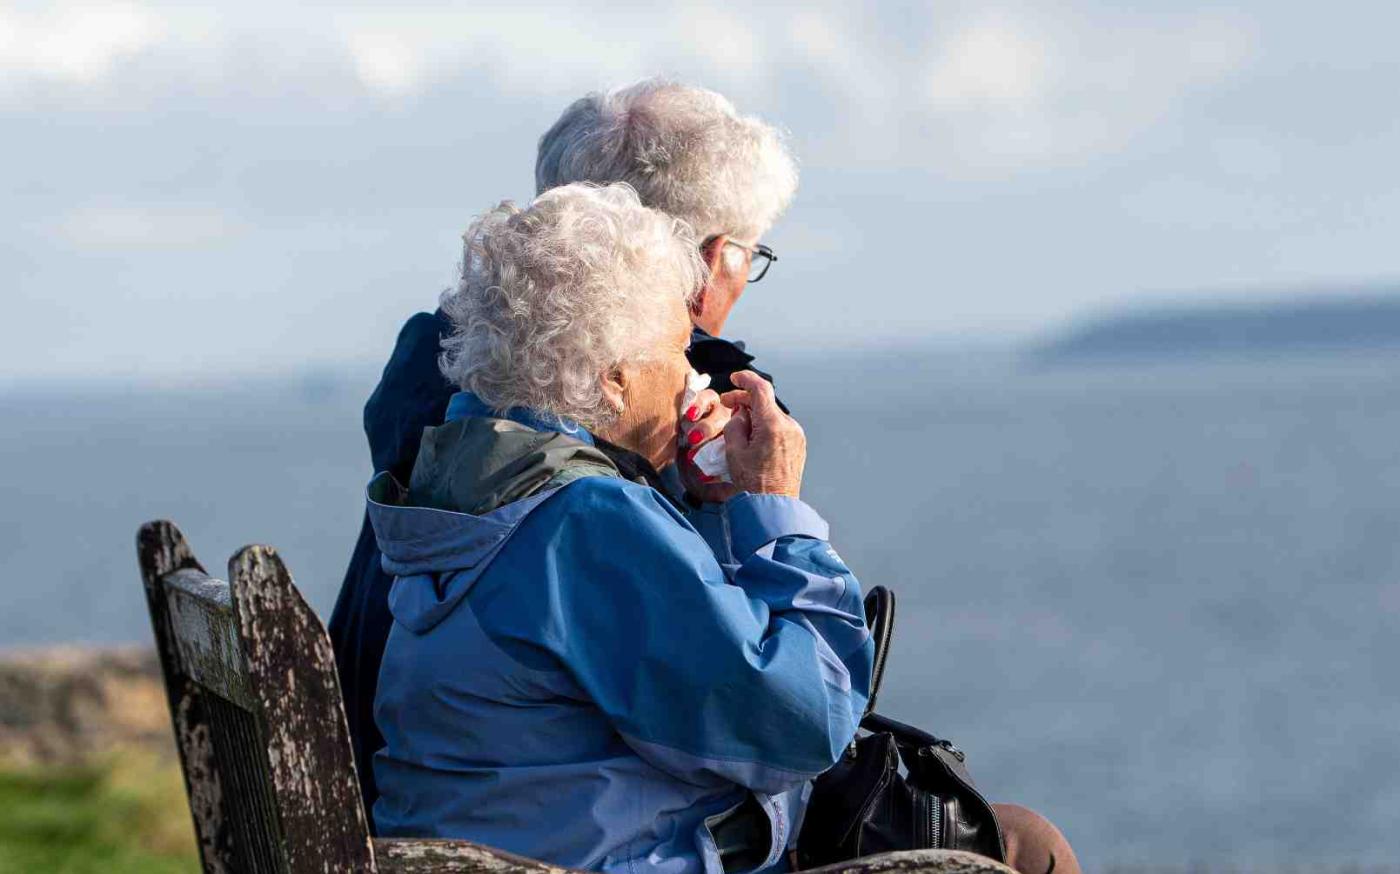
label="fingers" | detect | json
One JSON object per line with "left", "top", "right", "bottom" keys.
{"left": 684, "top": 415, "right": 726, "bottom": 446}
{"left": 681, "top": 388, "right": 732, "bottom": 447}
{"left": 723, "top": 407, "right": 752, "bottom": 451}
{"left": 728, "top": 371, "right": 779, "bottom": 419}
{"left": 719, "top": 389, "right": 752, "bottom": 410}
{"left": 714, "top": 372, "right": 804, "bottom": 498}
{"left": 683, "top": 388, "right": 721, "bottom": 423}
{"left": 728, "top": 370, "right": 772, "bottom": 399}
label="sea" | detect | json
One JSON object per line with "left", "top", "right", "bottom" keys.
{"left": 3, "top": 345, "right": 1398, "bottom": 870}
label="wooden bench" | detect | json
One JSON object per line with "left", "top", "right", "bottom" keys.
{"left": 136, "top": 519, "right": 1014, "bottom": 874}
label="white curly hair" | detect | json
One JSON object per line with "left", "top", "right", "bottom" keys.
{"left": 439, "top": 183, "right": 705, "bottom": 428}
{"left": 535, "top": 78, "right": 798, "bottom": 244}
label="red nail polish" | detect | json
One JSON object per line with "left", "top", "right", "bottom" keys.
{"left": 686, "top": 405, "right": 699, "bottom": 422}
{"left": 686, "top": 447, "right": 698, "bottom": 463}
{"left": 687, "top": 430, "right": 703, "bottom": 446}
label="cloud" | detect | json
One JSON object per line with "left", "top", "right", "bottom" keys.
{"left": 0, "top": 1, "right": 789, "bottom": 109}
{"left": 910, "top": 9, "right": 1261, "bottom": 176}
{"left": 785, "top": 7, "right": 889, "bottom": 117}
{"left": 1, "top": 2, "right": 1398, "bottom": 383}
{"left": 0, "top": 2, "right": 163, "bottom": 83}
{"left": 925, "top": 15, "right": 1049, "bottom": 111}
{"left": 51, "top": 205, "right": 245, "bottom": 250}
{"left": 329, "top": 5, "right": 744, "bottom": 99}
{"left": 0, "top": 2, "right": 1260, "bottom": 181}
{"left": 340, "top": 30, "right": 427, "bottom": 96}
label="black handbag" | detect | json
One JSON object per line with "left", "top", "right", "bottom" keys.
{"left": 794, "top": 587, "right": 1006, "bottom": 868}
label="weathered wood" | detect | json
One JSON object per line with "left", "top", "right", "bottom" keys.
{"left": 136, "top": 520, "right": 236, "bottom": 874}
{"left": 803, "top": 849, "right": 1018, "bottom": 874}
{"left": 374, "top": 838, "right": 577, "bottom": 874}
{"left": 165, "top": 568, "right": 254, "bottom": 709}
{"left": 228, "top": 544, "right": 375, "bottom": 872}
{"left": 371, "top": 841, "right": 1014, "bottom": 874}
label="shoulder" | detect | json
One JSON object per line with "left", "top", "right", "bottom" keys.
{"left": 500, "top": 479, "right": 724, "bottom": 654}
{"left": 467, "top": 478, "right": 695, "bottom": 664}
{"left": 374, "top": 311, "right": 452, "bottom": 390}
{"left": 513, "top": 476, "right": 710, "bottom": 580}
{"left": 539, "top": 475, "right": 690, "bottom": 533}
{"left": 394, "top": 310, "right": 452, "bottom": 357}
{"left": 365, "top": 310, "right": 457, "bottom": 474}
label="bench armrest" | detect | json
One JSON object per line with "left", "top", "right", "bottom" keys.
{"left": 373, "top": 840, "right": 1014, "bottom": 874}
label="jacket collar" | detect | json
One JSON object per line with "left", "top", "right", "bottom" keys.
{"left": 441, "top": 392, "right": 686, "bottom": 513}
{"left": 445, "top": 391, "right": 594, "bottom": 446}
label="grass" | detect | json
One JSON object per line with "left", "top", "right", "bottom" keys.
{"left": 0, "top": 750, "right": 197, "bottom": 873}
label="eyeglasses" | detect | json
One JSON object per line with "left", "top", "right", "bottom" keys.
{"left": 707, "top": 238, "right": 777, "bottom": 283}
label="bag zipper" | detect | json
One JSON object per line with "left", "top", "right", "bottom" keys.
{"left": 928, "top": 794, "right": 942, "bottom": 849}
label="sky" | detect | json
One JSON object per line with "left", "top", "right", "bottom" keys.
{"left": 3, "top": 1, "right": 1399, "bottom": 383}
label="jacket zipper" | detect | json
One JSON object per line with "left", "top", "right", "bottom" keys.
{"left": 928, "top": 795, "right": 942, "bottom": 849}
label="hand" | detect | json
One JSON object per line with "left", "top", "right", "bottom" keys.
{"left": 720, "top": 370, "right": 805, "bottom": 498}
{"left": 678, "top": 387, "right": 739, "bottom": 503}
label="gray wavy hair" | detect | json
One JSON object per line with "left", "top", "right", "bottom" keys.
{"left": 439, "top": 183, "right": 704, "bottom": 428}
{"left": 535, "top": 78, "right": 798, "bottom": 243}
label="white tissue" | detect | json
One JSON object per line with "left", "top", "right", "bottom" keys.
{"left": 691, "top": 438, "right": 730, "bottom": 481}
{"left": 683, "top": 370, "right": 711, "bottom": 405}
{"left": 681, "top": 370, "right": 731, "bottom": 482}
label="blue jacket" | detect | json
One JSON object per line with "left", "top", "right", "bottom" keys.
{"left": 330, "top": 311, "right": 789, "bottom": 823}
{"left": 368, "top": 396, "right": 871, "bottom": 874}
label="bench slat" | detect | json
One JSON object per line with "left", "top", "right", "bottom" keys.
{"left": 802, "top": 849, "right": 1017, "bottom": 874}
{"left": 374, "top": 838, "right": 575, "bottom": 873}
{"left": 137, "top": 520, "right": 239, "bottom": 872}
{"left": 164, "top": 568, "right": 255, "bottom": 710}
{"left": 229, "top": 544, "right": 375, "bottom": 871}
{"left": 371, "top": 841, "right": 1015, "bottom": 874}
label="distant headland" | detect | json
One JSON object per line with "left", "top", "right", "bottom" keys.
{"left": 1030, "top": 289, "right": 1400, "bottom": 364}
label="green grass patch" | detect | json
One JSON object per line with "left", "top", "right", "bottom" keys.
{"left": 0, "top": 750, "right": 197, "bottom": 873}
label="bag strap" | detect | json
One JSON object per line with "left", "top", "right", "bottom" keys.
{"left": 862, "top": 586, "right": 895, "bottom": 717}
{"left": 855, "top": 591, "right": 961, "bottom": 760}
{"left": 861, "top": 711, "right": 952, "bottom": 752}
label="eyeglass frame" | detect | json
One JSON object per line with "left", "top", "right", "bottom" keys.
{"left": 703, "top": 236, "right": 777, "bottom": 283}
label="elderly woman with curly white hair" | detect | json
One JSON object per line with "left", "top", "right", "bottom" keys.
{"left": 366, "top": 181, "right": 874, "bottom": 874}
{"left": 333, "top": 84, "right": 803, "bottom": 809}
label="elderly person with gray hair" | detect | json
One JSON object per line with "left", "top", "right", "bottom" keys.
{"left": 367, "top": 181, "right": 871, "bottom": 874}
{"left": 537, "top": 79, "right": 794, "bottom": 363}
{"left": 332, "top": 79, "right": 801, "bottom": 820}
{"left": 335, "top": 80, "right": 1081, "bottom": 874}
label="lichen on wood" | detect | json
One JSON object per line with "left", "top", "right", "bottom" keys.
{"left": 137, "top": 520, "right": 237, "bottom": 873}
{"left": 228, "top": 543, "right": 374, "bottom": 870}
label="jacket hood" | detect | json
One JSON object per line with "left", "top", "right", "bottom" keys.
{"left": 367, "top": 414, "right": 617, "bottom": 633}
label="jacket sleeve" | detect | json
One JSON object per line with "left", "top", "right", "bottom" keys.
{"left": 544, "top": 481, "right": 874, "bottom": 796}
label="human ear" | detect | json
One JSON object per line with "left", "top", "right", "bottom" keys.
{"left": 601, "top": 366, "right": 628, "bottom": 416}
{"left": 704, "top": 235, "right": 747, "bottom": 283}
{"left": 701, "top": 235, "right": 729, "bottom": 275}
{"left": 691, "top": 236, "right": 728, "bottom": 318}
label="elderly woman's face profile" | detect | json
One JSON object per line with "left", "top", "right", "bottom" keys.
{"left": 599, "top": 294, "right": 694, "bottom": 471}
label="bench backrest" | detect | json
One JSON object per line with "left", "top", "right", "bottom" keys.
{"left": 136, "top": 520, "right": 374, "bottom": 873}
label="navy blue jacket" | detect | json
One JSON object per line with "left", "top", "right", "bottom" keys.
{"left": 328, "top": 310, "right": 784, "bottom": 823}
